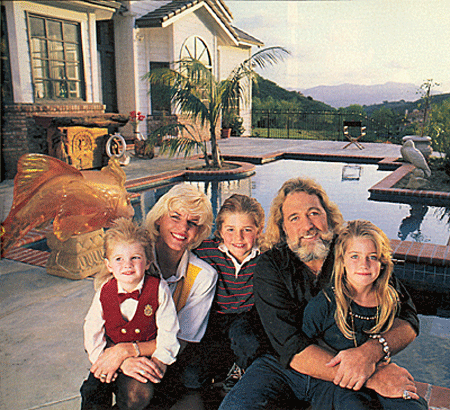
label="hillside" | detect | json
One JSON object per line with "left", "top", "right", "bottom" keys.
{"left": 252, "top": 75, "right": 334, "bottom": 111}
{"left": 363, "top": 92, "right": 450, "bottom": 115}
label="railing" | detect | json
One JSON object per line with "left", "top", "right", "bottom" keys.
{"left": 251, "top": 110, "right": 398, "bottom": 143}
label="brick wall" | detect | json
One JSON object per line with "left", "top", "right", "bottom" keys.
{"left": 1, "top": 103, "right": 105, "bottom": 180}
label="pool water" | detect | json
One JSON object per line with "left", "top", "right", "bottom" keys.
{"left": 132, "top": 159, "right": 450, "bottom": 245}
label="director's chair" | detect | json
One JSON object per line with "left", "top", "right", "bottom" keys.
{"left": 342, "top": 121, "right": 366, "bottom": 150}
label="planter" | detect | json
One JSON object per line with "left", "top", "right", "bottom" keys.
{"left": 135, "top": 140, "right": 154, "bottom": 159}
{"left": 402, "top": 135, "right": 433, "bottom": 159}
{"left": 221, "top": 128, "right": 231, "bottom": 139}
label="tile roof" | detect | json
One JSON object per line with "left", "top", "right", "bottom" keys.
{"left": 135, "top": 0, "right": 263, "bottom": 46}
{"left": 136, "top": 0, "right": 203, "bottom": 28}
{"left": 231, "top": 25, "right": 264, "bottom": 46}
{"left": 82, "top": 0, "right": 123, "bottom": 10}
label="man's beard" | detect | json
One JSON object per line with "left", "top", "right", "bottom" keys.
{"left": 287, "top": 229, "right": 334, "bottom": 263}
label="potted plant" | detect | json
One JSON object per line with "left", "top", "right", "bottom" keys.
{"left": 403, "top": 80, "right": 440, "bottom": 159}
{"left": 129, "top": 111, "right": 155, "bottom": 158}
{"left": 222, "top": 110, "right": 245, "bottom": 138}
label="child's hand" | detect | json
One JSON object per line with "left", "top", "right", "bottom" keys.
{"left": 120, "top": 356, "right": 167, "bottom": 384}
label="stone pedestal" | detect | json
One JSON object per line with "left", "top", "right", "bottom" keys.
{"left": 46, "top": 229, "right": 105, "bottom": 280}
{"left": 34, "top": 113, "right": 129, "bottom": 170}
{"left": 48, "top": 126, "right": 109, "bottom": 170}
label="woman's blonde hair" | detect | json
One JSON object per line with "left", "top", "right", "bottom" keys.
{"left": 214, "top": 194, "right": 265, "bottom": 247}
{"left": 333, "top": 219, "right": 399, "bottom": 340}
{"left": 94, "top": 217, "right": 153, "bottom": 290}
{"left": 262, "top": 177, "right": 343, "bottom": 251}
{"left": 144, "top": 184, "right": 213, "bottom": 250}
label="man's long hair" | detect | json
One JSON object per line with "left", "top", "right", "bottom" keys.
{"left": 262, "top": 177, "right": 343, "bottom": 251}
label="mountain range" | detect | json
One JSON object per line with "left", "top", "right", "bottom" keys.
{"left": 300, "top": 82, "right": 427, "bottom": 108}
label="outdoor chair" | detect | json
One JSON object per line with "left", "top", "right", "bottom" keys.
{"left": 342, "top": 120, "right": 366, "bottom": 150}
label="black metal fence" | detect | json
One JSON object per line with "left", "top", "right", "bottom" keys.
{"left": 251, "top": 110, "right": 398, "bottom": 143}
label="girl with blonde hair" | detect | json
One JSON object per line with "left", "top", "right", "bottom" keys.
{"left": 302, "top": 220, "right": 427, "bottom": 409}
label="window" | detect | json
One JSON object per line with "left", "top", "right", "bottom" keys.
{"left": 180, "top": 36, "right": 211, "bottom": 67}
{"left": 27, "top": 13, "right": 85, "bottom": 100}
{"left": 150, "top": 62, "right": 171, "bottom": 115}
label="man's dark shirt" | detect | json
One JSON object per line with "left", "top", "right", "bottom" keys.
{"left": 254, "top": 240, "right": 420, "bottom": 369}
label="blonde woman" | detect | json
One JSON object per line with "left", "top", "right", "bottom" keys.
{"left": 144, "top": 183, "right": 218, "bottom": 408}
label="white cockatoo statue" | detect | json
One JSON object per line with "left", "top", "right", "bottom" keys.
{"left": 401, "top": 140, "right": 431, "bottom": 178}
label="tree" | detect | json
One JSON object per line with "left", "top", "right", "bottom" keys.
{"left": 428, "top": 97, "right": 450, "bottom": 167}
{"left": 144, "top": 47, "right": 289, "bottom": 168}
{"left": 417, "top": 79, "right": 440, "bottom": 138}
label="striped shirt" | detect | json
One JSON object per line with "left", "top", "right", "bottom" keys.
{"left": 194, "top": 238, "right": 260, "bottom": 314}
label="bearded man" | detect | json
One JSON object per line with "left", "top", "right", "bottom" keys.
{"left": 219, "top": 177, "right": 421, "bottom": 410}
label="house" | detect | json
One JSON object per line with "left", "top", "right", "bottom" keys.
{"left": 1, "top": 0, "right": 263, "bottom": 180}
{"left": 1, "top": 0, "right": 123, "bottom": 180}
{"left": 112, "top": 0, "right": 263, "bottom": 140}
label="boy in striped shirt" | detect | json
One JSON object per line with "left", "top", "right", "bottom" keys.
{"left": 192, "top": 194, "right": 267, "bottom": 394}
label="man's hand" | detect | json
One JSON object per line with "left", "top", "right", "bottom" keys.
{"left": 120, "top": 356, "right": 167, "bottom": 384}
{"left": 326, "top": 346, "right": 377, "bottom": 391}
{"left": 365, "top": 362, "right": 420, "bottom": 400}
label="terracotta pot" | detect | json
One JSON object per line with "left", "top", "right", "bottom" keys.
{"left": 134, "top": 140, "right": 154, "bottom": 159}
{"left": 221, "top": 128, "right": 231, "bottom": 139}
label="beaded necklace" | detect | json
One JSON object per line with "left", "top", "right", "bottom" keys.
{"left": 349, "top": 305, "right": 379, "bottom": 347}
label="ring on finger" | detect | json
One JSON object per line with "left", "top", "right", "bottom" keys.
{"left": 139, "top": 370, "right": 146, "bottom": 376}
{"left": 403, "top": 390, "right": 412, "bottom": 400}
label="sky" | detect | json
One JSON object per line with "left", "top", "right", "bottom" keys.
{"left": 226, "top": 0, "right": 450, "bottom": 94}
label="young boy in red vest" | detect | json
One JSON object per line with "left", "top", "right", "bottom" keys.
{"left": 80, "top": 218, "right": 180, "bottom": 410}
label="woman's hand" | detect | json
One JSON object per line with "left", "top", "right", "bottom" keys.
{"left": 120, "top": 356, "right": 167, "bottom": 384}
{"left": 90, "top": 344, "right": 131, "bottom": 383}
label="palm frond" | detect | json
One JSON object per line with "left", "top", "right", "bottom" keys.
{"left": 159, "top": 137, "right": 204, "bottom": 159}
{"left": 148, "top": 122, "right": 207, "bottom": 160}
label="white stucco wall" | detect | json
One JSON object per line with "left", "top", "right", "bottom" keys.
{"left": 218, "top": 46, "right": 253, "bottom": 136}
{"left": 5, "top": 1, "right": 99, "bottom": 104}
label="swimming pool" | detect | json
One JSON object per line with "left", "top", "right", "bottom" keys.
{"left": 132, "top": 159, "right": 450, "bottom": 245}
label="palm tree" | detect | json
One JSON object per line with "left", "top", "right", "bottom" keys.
{"left": 144, "top": 46, "right": 289, "bottom": 168}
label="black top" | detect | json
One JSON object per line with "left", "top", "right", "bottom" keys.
{"left": 254, "top": 240, "right": 419, "bottom": 368}
{"left": 303, "top": 286, "right": 382, "bottom": 351}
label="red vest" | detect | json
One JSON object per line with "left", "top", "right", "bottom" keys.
{"left": 100, "top": 275, "right": 159, "bottom": 344}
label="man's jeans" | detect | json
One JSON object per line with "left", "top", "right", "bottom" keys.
{"left": 219, "top": 354, "right": 428, "bottom": 410}
{"left": 218, "top": 354, "right": 335, "bottom": 410}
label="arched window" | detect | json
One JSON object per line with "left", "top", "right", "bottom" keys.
{"left": 180, "top": 36, "right": 211, "bottom": 67}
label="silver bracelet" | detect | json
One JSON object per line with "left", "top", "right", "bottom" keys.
{"left": 132, "top": 342, "right": 141, "bottom": 357}
{"left": 370, "top": 334, "right": 391, "bottom": 363}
